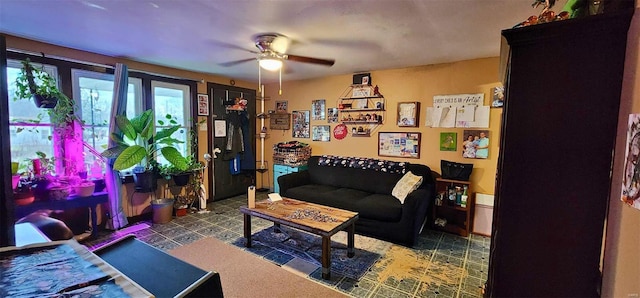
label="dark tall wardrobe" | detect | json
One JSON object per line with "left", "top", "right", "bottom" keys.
{"left": 486, "top": 9, "right": 634, "bottom": 297}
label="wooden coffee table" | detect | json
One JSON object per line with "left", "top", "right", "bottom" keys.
{"left": 239, "top": 198, "right": 359, "bottom": 280}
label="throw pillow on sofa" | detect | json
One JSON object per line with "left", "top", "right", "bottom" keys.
{"left": 392, "top": 171, "right": 423, "bottom": 204}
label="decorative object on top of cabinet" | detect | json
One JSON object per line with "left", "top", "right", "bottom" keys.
{"left": 432, "top": 178, "right": 474, "bottom": 237}
{"left": 397, "top": 102, "right": 420, "bottom": 127}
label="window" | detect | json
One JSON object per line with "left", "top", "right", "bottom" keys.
{"left": 6, "top": 60, "right": 55, "bottom": 168}
{"left": 151, "top": 81, "right": 191, "bottom": 166}
{"left": 71, "top": 69, "right": 142, "bottom": 177}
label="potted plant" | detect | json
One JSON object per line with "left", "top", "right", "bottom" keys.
{"left": 11, "top": 161, "right": 20, "bottom": 190}
{"left": 101, "top": 109, "right": 188, "bottom": 192}
{"left": 15, "top": 58, "right": 62, "bottom": 108}
{"left": 160, "top": 155, "right": 204, "bottom": 187}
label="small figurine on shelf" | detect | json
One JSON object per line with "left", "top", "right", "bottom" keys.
{"left": 373, "top": 85, "right": 382, "bottom": 97}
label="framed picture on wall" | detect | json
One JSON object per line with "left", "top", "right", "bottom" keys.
{"left": 378, "top": 132, "right": 421, "bottom": 159}
{"left": 462, "top": 130, "right": 490, "bottom": 159}
{"left": 312, "top": 125, "right": 331, "bottom": 142}
{"left": 327, "top": 108, "right": 339, "bottom": 123}
{"left": 440, "top": 132, "right": 457, "bottom": 151}
{"left": 397, "top": 102, "right": 420, "bottom": 127}
{"left": 312, "top": 99, "right": 326, "bottom": 120}
{"left": 197, "top": 94, "right": 209, "bottom": 116}
{"left": 276, "top": 100, "right": 288, "bottom": 113}
{"left": 292, "top": 110, "right": 310, "bottom": 138}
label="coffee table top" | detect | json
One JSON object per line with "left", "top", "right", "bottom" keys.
{"left": 240, "top": 198, "right": 358, "bottom": 235}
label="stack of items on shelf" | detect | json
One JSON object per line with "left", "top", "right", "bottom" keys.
{"left": 272, "top": 141, "right": 311, "bottom": 167}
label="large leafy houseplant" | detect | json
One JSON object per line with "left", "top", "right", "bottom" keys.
{"left": 101, "top": 109, "right": 188, "bottom": 182}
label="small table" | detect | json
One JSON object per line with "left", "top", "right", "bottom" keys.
{"left": 239, "top": 198, "right": 359, "bottom": 280}
{"left": 15, "top": 192, "right": 109, "bottom": 238}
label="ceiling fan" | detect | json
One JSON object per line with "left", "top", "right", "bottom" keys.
{"left": 220, "top": 33, "right": 336, "bottom": 70}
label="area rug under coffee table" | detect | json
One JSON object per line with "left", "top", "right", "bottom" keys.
{"left": 232, "top": 225, "right": 391, "bottom": 280}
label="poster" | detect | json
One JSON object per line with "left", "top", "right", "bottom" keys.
{"left": 292, "top": 110, "right": 310, "bottom": 138}
{"left": 312, "top": 99, "right": 326, "bottom": 120}
{"left": 312, "top": 125, "right": 331, "bottom": 142}
{"left": 622, "top": 114, "right": 640, "bottom": 210}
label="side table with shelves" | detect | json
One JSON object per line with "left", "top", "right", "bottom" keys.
{"left": 432, "top": 178, "right": 474, "bottom": 237}
{"left": 337, "top": 84, "right": 385, "bottom": 137}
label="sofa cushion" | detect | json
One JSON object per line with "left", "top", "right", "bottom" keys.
{"left": 354, "top": 194, "right": 403, "bottom": 222}
{"left": 392, "top": 171, "right": 424, "bottom": 203}
{"left": 285, "top": 184, "right": 339, "bottom": 205}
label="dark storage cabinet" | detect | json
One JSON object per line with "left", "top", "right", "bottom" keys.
{"left": 486, "top": 11, "right": 633, "bottom": 297}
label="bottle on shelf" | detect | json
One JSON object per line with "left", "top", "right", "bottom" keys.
{"left": 448, "top": 186, "right": 456, "bottom": 206}
{"left": 461, "top": 185, "right": 468, "bottom": 208}
{"left": 455, "top": 186, "right": 462, "bottom": 206}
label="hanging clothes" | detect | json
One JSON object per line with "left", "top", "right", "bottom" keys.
{"left": 224, "top": 111, "right": 245, "bottom": 160}
{"left": 240, "top": 109, "right": 256, "bottom": 171}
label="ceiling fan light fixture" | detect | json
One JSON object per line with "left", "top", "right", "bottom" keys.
{"left": 258, "top": 57, "right": 283, "bottom": 71}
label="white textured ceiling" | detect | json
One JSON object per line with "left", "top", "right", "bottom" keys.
{"left": 0, "top": 0, "right": 539, "bottom": 83}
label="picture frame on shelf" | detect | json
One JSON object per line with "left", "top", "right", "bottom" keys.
{"left": 378, "top": 132, "right": 421, "bottom": 159}
{"left": 397, "top": 102, "right": 420, "bottom": 127}
{"left": 197, "top": 94, "right": 209, "bottom": 116}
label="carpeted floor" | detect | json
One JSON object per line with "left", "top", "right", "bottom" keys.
{"left": 84, "top": 193, "right": 490, "bottom": 297}
{"left": 169, "top": 236, "right": 348, "bottom": 298}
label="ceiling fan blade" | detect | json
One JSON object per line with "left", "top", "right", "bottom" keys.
{"left": 219, "top": 58, "right": 255, "bottom": 67}
{"left": 285, "top": 54, "right": 335, "bottom": 66}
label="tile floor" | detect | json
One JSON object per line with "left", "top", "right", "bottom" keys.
{"left": 84, "top": 194, "right": 490, "bottom": 298}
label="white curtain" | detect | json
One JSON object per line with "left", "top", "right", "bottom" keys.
{"left": 105, "top": 63, "right": 129, "bottom": 230}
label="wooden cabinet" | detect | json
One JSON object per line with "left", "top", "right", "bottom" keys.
{"left": 486, "top": 11, "right": 634, "bottom": 297}
{"left": 337, "top": 84, "right": 385, "bottom": 137}
{"left": 432, "top": 178, "right": 474, "bottom": 237}
{"left": 273, "top": 164, "right": 308, "bottom": 194}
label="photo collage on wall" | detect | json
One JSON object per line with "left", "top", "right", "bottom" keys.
{"left": 292, "top": 110, "right": 310, "bottom": 138}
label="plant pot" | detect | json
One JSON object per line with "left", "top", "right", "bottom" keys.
{"left": 75, "top": 182, "right": 95, "bottom": 197}
{"left": 14, "top": 189, "right": 35, "bottom": 206}
{"left": 49, "top": 186, "right": 70, "bottom": 201}
{"left": 133, "top": 171, "right": 158, "bottom": 193}
{"left": 92, "top": 178, "right": 106, "bottom": 192}
{"left": 151, "top": 199, "right": 174, "bottom": 224}
{"left": 32, "top": 178, "right": 51, "bottom": 200}
{"left": 12, "top": 175, "right": 20, "bottom": 190}
{"left": 175, "top": 207, "right": 188, "bottom": 217}
{"left": 172, "top": 173, "right": 191, "bottom": 186}
{"left": 33, "top": 94, "right": 58, "bottom": 109}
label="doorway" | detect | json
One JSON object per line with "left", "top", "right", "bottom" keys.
{"left": 207, "top": 83, "right": 256, "bottom": 201}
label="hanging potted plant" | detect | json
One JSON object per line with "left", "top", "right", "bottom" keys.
{"left": 14, "top": 58, "right": 62, "bottom": 108}
{"left": 101, "top": 109, "right": 188, "bottom": 192}
{"left": 160, "top": 156, "right": 203, "bottom": 187}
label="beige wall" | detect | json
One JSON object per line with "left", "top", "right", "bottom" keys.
{"left": 602, "top": 5, "right": 640, "bottom": 297}
{"left": 263, "top": 58, "right": 502, "bottom": 194}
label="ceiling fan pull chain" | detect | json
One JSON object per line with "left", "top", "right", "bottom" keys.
{"left": 279, "top": 68, "right": 282, "bottom": 95}
{"left": 258, "top": 63, "right": 262, "bottom": 93}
